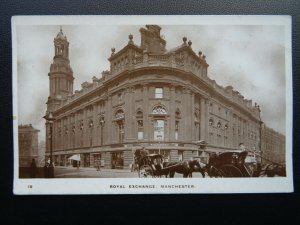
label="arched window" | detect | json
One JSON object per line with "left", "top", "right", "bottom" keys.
{"left": 115, "top": 109, "right": 125, "bottom": 120}
{"left": 217, "top": 121, "right": 222, "bottom": 128}
{"left": 136, "top": 110, "right": 143, "bottom": 118}
{"left": 175, "top": 109, "right": 181, "bottom": 119}
{"left": 115, "top": 109, "right": 125, "bottom": 143}
{"left": 209, "top": 118, "right": 214, "bottom": 126}
{"left": 152, "top": 105, "right": 167, "bottom": 115}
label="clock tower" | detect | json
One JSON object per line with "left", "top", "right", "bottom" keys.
{"left": 47, "top": 27, "right": 74, "bottom": 112}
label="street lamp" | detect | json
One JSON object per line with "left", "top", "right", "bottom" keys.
{"left": 43, "top": 111, "right": 55, "bottom": 178}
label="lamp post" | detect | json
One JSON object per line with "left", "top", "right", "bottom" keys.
{"left": 43, "top": 111, "right": 55, "bottom": 178}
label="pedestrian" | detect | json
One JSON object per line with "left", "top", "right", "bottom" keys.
{"left": 44, "top": 158, "right": 50, "bottom": 178}
{"left": 97, "top": 159, "right": 101, "bottom": 171}
{"left": 239, "top": 143, "right": 246, "bottom": 151}
{"left": 30, "top": 158, "right": 38, "bottom": 178}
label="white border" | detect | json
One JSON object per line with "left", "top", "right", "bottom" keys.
{"left": 12, "top": 15, "right": 293, "bottom": 194}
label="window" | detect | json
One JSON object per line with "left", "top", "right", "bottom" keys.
{"left": 137, "top": 120, "right": 143, "bottom": 140}
{"left": 155, "top": 88, "right": 163, "bottom": 99}
{"left": 136, "top": 110, "right": 143, "bottom": 140}
{"left": 117, "top": 121, "right": 124, "bottom": 143}
{"left": 175, "top": 121, "right": 179, "bottom": 140}
{"left": 209, "top": 118, "right": 214, "bottom": 126}
{"left": 154, "top": 120, "right": 164, "bottom": 141}
{"left": 115, "top": 110, "right": 125, "bottom": 143}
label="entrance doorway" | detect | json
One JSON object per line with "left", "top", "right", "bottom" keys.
{"left": 111, "top": 152, "right": 124, "bottom": 169}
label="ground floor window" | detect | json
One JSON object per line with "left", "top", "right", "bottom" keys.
{"left": 93, "top": 153, "right": 101, "bottom": 168}
{"left": 60, "top": 155, "right": 66, "bottom": 166}
{"left": 83, "top": 153, "right": 90, "bottom": 167}
{"left": 160, "top": 150, "right": 170, "bottom": 162}
{"left": 111, "top": 152, "right": 124, "bottom": 169}
{"left": 149, "top": 150, "right": 159, "bottom": 154}
{"left": 54, "top": 155, "right": 59, "bottom": 166}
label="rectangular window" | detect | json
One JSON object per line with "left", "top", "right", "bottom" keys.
{"left": 154, "top": 119, "right": 164, "bottom": 140}
{"left": 155, "top": 88, "right": 163, "bottom": 99}
{"left": 138, "top": 131, "right": 143, "bottom": 140}
{"left": 137, "top": 120, "right": 143, "bottom": 140}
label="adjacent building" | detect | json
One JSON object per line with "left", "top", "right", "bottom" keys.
{"left": 18, "top": 124, "right": 40, "bottom": 167}
{"left": 261, "top": 124, "right": 285, "bottom": 164}
{"left": 44, "top": 25, "right": 273, "bottom": 169}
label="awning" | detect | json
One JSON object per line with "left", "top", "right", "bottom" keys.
{"left": 68, "top": 154, "right": 81, "bottom": 161}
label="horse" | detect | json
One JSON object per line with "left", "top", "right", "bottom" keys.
{"left": 204, "top": 152, "right": 221, "bottom": 177}
{"left": 166, "top": 160, "right": 206, "bottom": 178}
{"left": 187, "top": 160, "right": 206, "bottom": 177}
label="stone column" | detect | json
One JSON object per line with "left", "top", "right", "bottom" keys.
{"left": 191, "top": 92, "right": 195, "bottom": 141}
{"left": 183, "top": 87, "right": 193, "bottom": 142}
{"left": 105, "top": 95, "right": 112, "bottom": 145}
{"left": 74, "top": 112, "right": 78, "bottom": 148}
{"left": 169, "top": 85, "right": 176, "bottom": 141}
{"left": 92, "top": 103, "right": 97, "bottom": 147}
{"left": 200, "top": 97, "right": 207, "bottom": 141}
{"left": 83, "top": 108, "right": 88, "bottom": 147}
{"left": 142, "top": 83, "right": 149, "bottom": 141}
{"left": 124, "top": 86, "right": 135, "bottom": 142}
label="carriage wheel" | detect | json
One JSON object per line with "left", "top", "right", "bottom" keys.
{"left": 138, "top": 165, "right": 153, "bottom": 178}
{"left": 219, "top": 165, "right": 244, "bottom": 177}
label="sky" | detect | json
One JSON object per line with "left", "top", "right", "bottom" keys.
{"left": 15, "top": 22, "right": 288, "bottom": 142}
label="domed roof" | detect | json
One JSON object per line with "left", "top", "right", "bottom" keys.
{"left": 55, "top": 27, "right": 67, "bottom": 40}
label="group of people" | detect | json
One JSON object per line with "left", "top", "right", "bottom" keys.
{"left": 28, "top": 158, "right": 54, "bottom": 178}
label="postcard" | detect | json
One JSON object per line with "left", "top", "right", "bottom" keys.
{"left": 12, "top": 15, "right": 293, "bottom": 194}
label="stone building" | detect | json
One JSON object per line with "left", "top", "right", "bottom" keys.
{"left": 45, "top": 25, "right": 263, "bottom": 169}
{"left": 261, "top": 124, "right": 285, "bottom": 164}
{"left": 18, "top": 124, "right": 40, "bottom": 167}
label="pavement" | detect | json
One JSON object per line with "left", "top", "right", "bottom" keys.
{"left": 54, "top": 166, "right": 138, "bottom": 178}
{"left": 53, "top": 166, "right": 205, "bottom": 178}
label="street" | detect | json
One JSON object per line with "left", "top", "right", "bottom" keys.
{"left": 54, "top": 166, "right": 206, "bottom": 178}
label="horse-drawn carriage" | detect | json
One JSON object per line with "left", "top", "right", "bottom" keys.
{"left": 137, "top": 153, "right": 170, "bottom": 178}
{"left": 205, "top": 150, "right": 286, "bottom": 177}
{"left": 133, "top": 147, "right": 286, "bottom": 178}
{"left": 134, "top": 149, "right": 206, "bottom": 178}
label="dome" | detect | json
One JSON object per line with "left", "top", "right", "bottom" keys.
{"left": 55, "top": 27, "right": 67, "bottom": 40}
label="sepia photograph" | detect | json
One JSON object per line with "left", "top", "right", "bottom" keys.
{"left": 12, "top": 15, "right": 293, "bottom": 194}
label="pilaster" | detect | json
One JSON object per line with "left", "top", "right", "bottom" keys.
{"left": 169, "top": 85, "right": 176, "bottom": 141}
{"left": 142, "top": 83, "right": 149, "bottom": 140}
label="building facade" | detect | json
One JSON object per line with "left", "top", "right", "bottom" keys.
{"left": 18, "top": 124, "right": 40, "bottom": 167}
{"left": 45, "top": 25, "right": 263, "bottom": 169}
{"left": 261, "top": 124, "right": 285, "bottom": 164}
